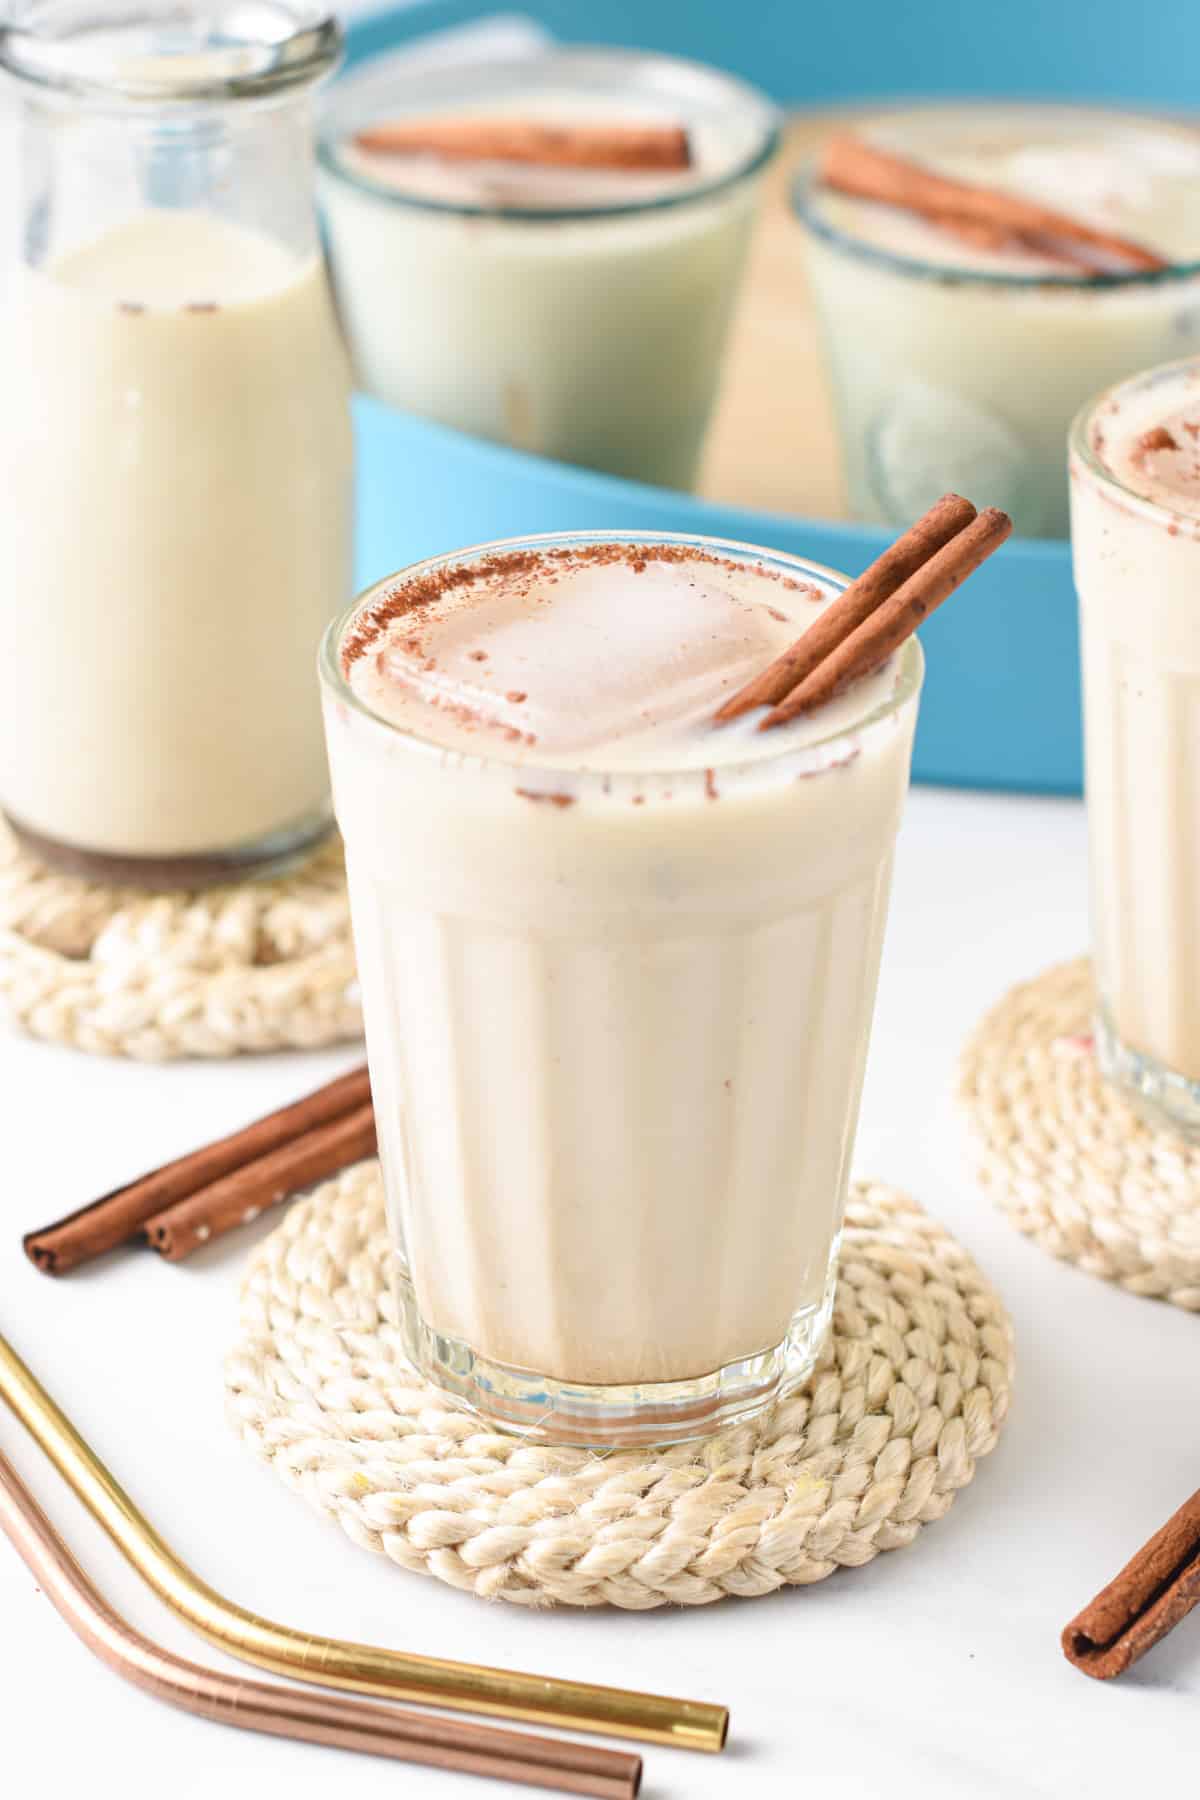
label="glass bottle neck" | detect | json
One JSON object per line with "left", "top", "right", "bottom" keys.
{"left": 15, "top": 86, "right": 324, "bottom": 281}
{"left": 2, "top": 4, "right": 339, "bottom": 281}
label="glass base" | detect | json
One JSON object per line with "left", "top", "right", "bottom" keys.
{"left": 394, "top": 1268, "right": 835, "bottom": 1449}
{"left": 1095, "top": 1004, "right": 1200, "bottom": 1141}
{"left": 4, "top": 808, "right": 333, "bottom": 890}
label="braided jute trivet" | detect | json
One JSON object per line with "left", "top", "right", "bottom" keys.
{"left": 959, "top": 957, "right": 1200, "bottom": 1311}
{"left": 0, "top": 823, "right": 361, "bottom": 1060}
{"left": 225, "top": 1162, "right": 1013, "bottom": 1610}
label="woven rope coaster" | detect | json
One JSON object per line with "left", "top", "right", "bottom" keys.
{"left": 0, "top": 823, "right": 360, "bottom": 1060}
{"left": 225, "top": 1162, "right": 1013, "bottom": 1610}
{"left": 959, "top": 957, "right": 1200, "bottom": 1311}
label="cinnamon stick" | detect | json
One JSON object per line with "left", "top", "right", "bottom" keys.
{"left": 762, "top": 507, "right": 1012, "bottom": 728}
{"left": 23, "top": 1066, "right": 370, "bottom": 1276}
{"left": 354, "top": 117, "right": 692, "bottom": 172}
{"left": 716, "top": 493, "right": 977, "bottom": 723}
{"left": 1062, "top": 1488, "right": 1200, "bottom": 1680}
{"left": 936, "top": 214, "right": 1090, "bottom": 270}
{"left": 822, "top": 133, "right": 1168, "bottom": 275}
{"left": 144, "top": 1102, "right": 377, "bottom": 1263}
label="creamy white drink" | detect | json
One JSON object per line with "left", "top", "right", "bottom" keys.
{"left": 319, "top": 49, "right": 777, "bottom": 490}
{"left": 1072, "top": 359, "right": 1200, "bottom": 1134}
{"left": 0, "top": 209, "right": 353, "bottom": 878}
{"left": 798, "top": 106, "right": 1200, "bottom": 538}
{"left": 322, "top": 532, "right": 921, "bottom": 1444}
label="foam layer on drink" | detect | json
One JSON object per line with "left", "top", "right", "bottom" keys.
{"left": 1088, "top": 362, "right": 1200, "bottom": 518}
{"left": 340, "top": 543, "right": 898, "bottom": 771}
{"left": 816, "top": 105, "right": 1200, "bottom": 274}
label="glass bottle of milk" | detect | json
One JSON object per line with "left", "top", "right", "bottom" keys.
{"left": 0, "top": 4, "right": 353, "bottom": 883}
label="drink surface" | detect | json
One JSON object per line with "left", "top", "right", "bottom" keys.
{"left": 341, "top": 542, "right": 897, "bottom": 773}
{"left": 1085, "top": 363, "right": 1200, "bottom": 517}
{"left": 337, "top": 88, "right": 751, "bottom": 211}
{"left": 813, "top": 105, "right": 1200, "bottom": 273}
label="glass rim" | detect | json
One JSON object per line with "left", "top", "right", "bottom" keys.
{"left": 791, "top": 153, "right": 1200, "bottom": 292}
{"left": 1069, "top": 354, "right": 1200, "bottom": 526}
{"left": 319, "top": 528, "right": 924, "bottom": 787}
{"left": 0, "top": 5, "right": 342, "bottom": 105}
{"left": 317, "top": 45, "right": 780, "bottom": 224}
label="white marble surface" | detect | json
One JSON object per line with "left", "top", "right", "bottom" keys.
{"left": 2, "top": 783, "right": 1197, "bottom": 1800}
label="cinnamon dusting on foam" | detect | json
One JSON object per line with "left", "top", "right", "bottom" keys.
{"left": 333, "top": 540, "right": 909, "bottom": 777}
{"left": 515, "top": 789, "right": 576, "bottom": 808}
{"left": 1094, "top": 384, "right": 1200, "bottom": 520}
{"left": 1135, "top": 425, "right": 1181, "bottom": 457}
{"left": 339, "top": 542, "right": 811, "bottom": 671}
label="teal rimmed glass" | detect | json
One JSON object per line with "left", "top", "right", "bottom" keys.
{"left": 318, "top": 48, "right": 779, "bottom": 489}
{"left": 791, "top": 105, "right": 1200, "bottom": 537}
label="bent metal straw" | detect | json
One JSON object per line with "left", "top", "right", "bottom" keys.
{"left": 0, "top": 1331, "right": 727, "bottom": 1753}
{"left": 0, "top": 1446, "right": 642, "bottom": 1797}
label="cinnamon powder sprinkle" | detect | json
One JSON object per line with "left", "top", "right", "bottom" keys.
{"left": 506, "top": 690, "right": 528, "bottom": 703}
{"left": 514, "top": 788, "right": 575, "bottom": 808}
{"left": 340, "top": 543, "right": 820, "bottom": 671}
{"left": 1136, "top": 425, "right": 1180, "bottom": 455}
{"left": 185, "top": 301, "right": 219, "bottom": 314}
{"left": 117, "top": 300, "right": 145, "bottom": 315}
{"left": 704, "top": 768, "right": 718, "bottom": 801}
{"left": 795, "top": 746, "right": 861, "bottom": 781}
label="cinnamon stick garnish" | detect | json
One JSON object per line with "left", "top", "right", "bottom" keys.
{"left": 716, "top": 493, "right": 977, "bottom": 723}
{"left": 1062, "top": 1488, "right": 1200, "bottom": 1680}
{"left": 145, "top": 1102, "right": 377, "bottom": 1263}
{"left": 822, "top": 133, "right": 1168, "bottom": 275}
{"left": 23, "top": 1066, "right": 370, "bottom": 1276}
{"left": 762, "top": 507, "right": 1012, "bottom": 728}
{"left": 353, "top": 118, "right": 691, "bottom": 171}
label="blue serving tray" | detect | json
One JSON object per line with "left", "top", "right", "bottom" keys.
{"left": 345, "top": 0, "right": 1200, "bottom": 795}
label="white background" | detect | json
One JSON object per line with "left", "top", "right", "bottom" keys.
{"left": 4, "top": 786, "right": 1198, "bottom": 1800}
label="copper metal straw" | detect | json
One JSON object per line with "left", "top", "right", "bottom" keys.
{"left": 0, "top": 1444, "right": 641, "bottom": 1797}
{"left": 0, "top": 1332, "right": 727, "bottom": 1752}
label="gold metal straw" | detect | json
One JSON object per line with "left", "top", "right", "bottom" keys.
{"left": 0, "top": 1444, "right": 642, "bottom": 1798}
{"left": 0, "top": 1332, "right": 727, "bottom": 1752}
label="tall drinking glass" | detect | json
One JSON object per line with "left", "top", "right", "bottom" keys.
{"left": 1072, "top": 359, "right": 1200, "bottom": 1136}
{"left": 322, "top": 531, "right": 922, "bottom": 1446}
